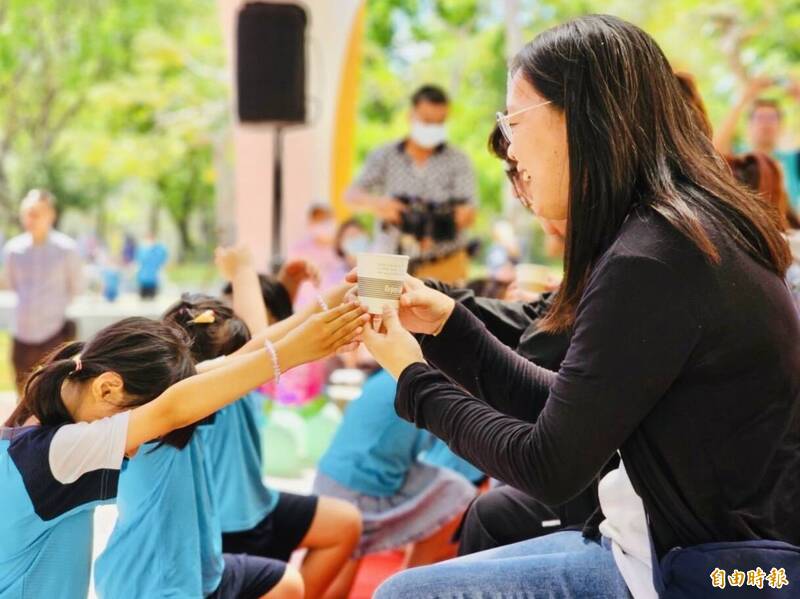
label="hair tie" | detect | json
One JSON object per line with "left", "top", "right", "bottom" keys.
{"left": 190, "top": 309, "right": 216, "bottom": 325}
{"left": 71, "top": 354, "right": 83, "bottom": 374}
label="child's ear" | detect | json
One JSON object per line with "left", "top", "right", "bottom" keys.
{"left": 93, "top": 372, "right": 124, "bottom": 402}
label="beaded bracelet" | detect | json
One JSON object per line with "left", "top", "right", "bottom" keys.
{"left": 264, "top": 339, "right": 280, "bottom": 385}
{"left": 316, "top": 292, "right": 329, "bottom": 312}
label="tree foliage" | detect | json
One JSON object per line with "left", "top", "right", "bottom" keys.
{"left": 0, "top": 0, "right": 224, "bottom": 259}
{"left": 356, "top": 0, "right": 800, "bottom": 241}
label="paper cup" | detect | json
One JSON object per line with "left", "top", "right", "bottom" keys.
{"left": 515, "top": 263, "right": 554, "bottom": 293}
{"left": 357, "top": 253, "right": 410, "bottom": 315}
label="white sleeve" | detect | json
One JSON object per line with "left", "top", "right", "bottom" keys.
{"left": 49, "top": 411, "right": 130, "bottom": 484}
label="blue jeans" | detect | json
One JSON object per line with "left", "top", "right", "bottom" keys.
{"left": 375, "top": 531, "right": 631, "bottom": 598}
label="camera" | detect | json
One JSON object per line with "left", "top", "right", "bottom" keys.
{"left": 394, "top": 196, "right": 466, "bottom": 243}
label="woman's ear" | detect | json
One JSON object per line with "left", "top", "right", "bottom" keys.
{"left": 92, "top": 371, "right": 125, "bottom": 403}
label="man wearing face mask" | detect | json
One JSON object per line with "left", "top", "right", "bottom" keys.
{"left": 345, "top": 85, "right": 477, "bottom": 261}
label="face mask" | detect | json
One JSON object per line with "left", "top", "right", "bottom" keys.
{"left": 310, "top": 221, "right": 334, "bottom": 241}
{"left": 342, "top": 234, "right": 370, "bottom": 257}
{"left": 410, "top": 121, "right": 447, "bottom": 149}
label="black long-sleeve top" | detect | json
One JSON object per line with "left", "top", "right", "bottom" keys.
{"left": 397, "top": 206, "right": 800, "bottom": 558}
{"left": 422, "top": 283, "right": 569, "bottom": 371}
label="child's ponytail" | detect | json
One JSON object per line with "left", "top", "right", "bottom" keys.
{"left": 4, "top": 318, "right": 196, "bottom": 446}
{"left": 163, "top": 293, "right": 251, "bottom": 362}
{"left": 6, "top": 341, "right": 85, "bottom": 427}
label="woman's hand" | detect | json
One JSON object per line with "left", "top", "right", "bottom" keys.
{"left": 279, "top": 301, "right": 370, "bottom": 369}
{"left": 398, "top": 276, "right": 456, "bottom": 334}
{"left": 362, "top": 305, "right": 425, "bottom": 379}
{"left": 344, "top": 270, "right": 456, "bottom": 335}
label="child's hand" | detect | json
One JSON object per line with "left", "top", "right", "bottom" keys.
{"left": 280, "top": 301, "right": 370, "bottom": 367}
{"left": 321, "top": 282, "right": 358, "bottom": 310}
{"left": 362, "top": 305, "right": 425, "bottom": 379}
{"left": 278, "top": 259, "right": 321, "bottom": 300}
{"left": 215, "top": 244, "right": 254, "bottom": 281}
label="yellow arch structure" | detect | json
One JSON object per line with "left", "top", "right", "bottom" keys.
{"left": 329, "top": 1, "right": 365, "bottom": 221}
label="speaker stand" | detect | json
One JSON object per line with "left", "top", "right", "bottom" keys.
{"left": 270, "top": 126, "right": 284, "bottom": 275}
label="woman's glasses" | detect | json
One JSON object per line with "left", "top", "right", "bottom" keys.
{"left": 496, "top": 100, "right": 552, "bottom": 143}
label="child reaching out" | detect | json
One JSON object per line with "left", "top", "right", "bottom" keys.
{"left": 0, "top": 293, "right": 366, "bottom": 598}
{"left": 163, "top": 246, "right": 363, "bottom": 599}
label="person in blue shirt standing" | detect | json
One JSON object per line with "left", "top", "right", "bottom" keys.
{"left": 715, "top": 76, "right": 800, "bottom": 210}
{"left": 136, "top": 232, "right": 168, "bottom": 300}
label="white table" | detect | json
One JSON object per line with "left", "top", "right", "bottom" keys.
{"left": 0, "top": 291, "right": 180, "bottom": 339}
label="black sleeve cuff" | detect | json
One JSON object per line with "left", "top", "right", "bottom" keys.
{"left": 420, "top": 302, "right": 478, "bottom": 360}
{"left": 395, "top": 361, "right": 435, "bottom": 423}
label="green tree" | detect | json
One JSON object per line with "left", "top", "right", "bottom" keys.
{"left": 0, "top": 0, "right": 224, "bottom": 260}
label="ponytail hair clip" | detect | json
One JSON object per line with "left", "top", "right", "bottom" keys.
{"left": 189, "top": 309, "right": 216, "bottom": 325}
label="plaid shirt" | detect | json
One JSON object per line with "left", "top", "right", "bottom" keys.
{"left": 3, "top": 231, "right": 83, "bottom": 344}
{"left": 353, "top": 140, "right": 476, "bottom": 253}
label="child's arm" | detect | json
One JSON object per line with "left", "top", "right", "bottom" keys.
{"left": 216, "top": 244, "right": 270, "bottom": 335}
{"left": 193, "top": 302, "right": 323, "bottom": 373}
{"left": 233, "top": 282, "right": 356, "bottom": 355}
{"left": 194, "top": 283, "right": 358, "bottom": 372}
{"left": 126, "top": 301, "right": 368, "bottom": 453}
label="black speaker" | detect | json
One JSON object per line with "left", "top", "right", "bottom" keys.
{"left": 237, "top": 2, "right": 307, "bottom": 124}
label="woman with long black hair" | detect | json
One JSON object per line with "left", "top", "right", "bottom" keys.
{"left": 359, "top": 14, "right": 800, "bottom": 598}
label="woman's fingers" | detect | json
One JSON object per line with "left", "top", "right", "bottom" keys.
{"left": 361, "top": 319, "right": 381, "bottom": 350}
{"left": 345, "top": 268, "right": 358, "bottom": 284}
{"left": 381, "top": 305, "right": 402, "bottom": 333}
{"left": 400, "top": 289, "right": 428, "bottom": 308}
{"left": 404, "top": 274, "right": 424, "bottom": 290}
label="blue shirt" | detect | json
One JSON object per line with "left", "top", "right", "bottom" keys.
{"left": 318, "top": 369, "right": 430, "bottom": 496}
{"left": 95, "top": 432, "right": 224, "bottom": 599}
{"left": 421, "top": 438, "right": 484, "bottom": 483}
{"left": 200, "top": 392, "right": 279, "bottom": 533}
{"left": 135, "top": 241, "right": 168, "bottom": 286}
{"left": 0, "top": 414, "right": 128, "bottom": 599}
{"left": 774, "top": 150, "right": 800, "bottom": 211}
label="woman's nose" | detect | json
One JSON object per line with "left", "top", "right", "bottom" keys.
{"left": 507, "top": 141, "right": 518, "bottom": 162}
